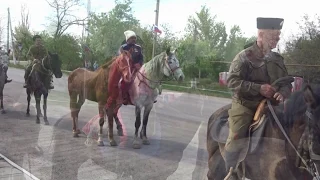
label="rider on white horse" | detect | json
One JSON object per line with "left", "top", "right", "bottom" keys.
{"left": 118, "top": 30, "right": 157, "bottom": 104}
{"left": 0, "top": 46, "right": 12, "bottom": 84}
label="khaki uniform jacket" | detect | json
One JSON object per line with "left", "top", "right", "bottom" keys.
{"left": 227, "top": 42, "right": 292, "bottom": 110}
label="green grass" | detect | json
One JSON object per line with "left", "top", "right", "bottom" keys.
{"left": 162, "top": 84, "right": 231, "bottom": 98}
{"left": 8, "top": 63, "right": 26, "bottom": 69}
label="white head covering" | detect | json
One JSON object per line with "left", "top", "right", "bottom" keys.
{"left": 124, "top": 30, "right": 136, "bottom": 41}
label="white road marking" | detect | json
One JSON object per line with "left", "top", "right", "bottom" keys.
{"left": 166, "top": 122, "right": 202, "bottom": 180}
{"left": 0, "top": 153, "right": 40, "bottom": 180}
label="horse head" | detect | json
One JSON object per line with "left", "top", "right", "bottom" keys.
{"left": 47, "top": 51, "right": 63, "bottom": 78}
{"left": 300, "top": 84, "right": 320, "bottom": 177}
{"left": 117, "top": 51, "right": 132, "bottom": 83}
{"left": 164, "top": 46, "right": 185, "bottom": 82}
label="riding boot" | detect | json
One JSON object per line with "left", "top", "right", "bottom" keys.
{"left": 5, "top": 74, "right": 12, "bottom": 83}
{"left": 23, "top": 66, "right": 31, "bottom": 88}
{"left": 4, "top": 67, "right": 12, "bottom": 83}
{"left": 224, "top": 150, "right": 240, "bottom": 180}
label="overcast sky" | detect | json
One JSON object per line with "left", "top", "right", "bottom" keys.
{"left": 1, "top": 0, "right": 319, "bottom": 49}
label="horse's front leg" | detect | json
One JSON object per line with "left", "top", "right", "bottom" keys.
{"left": 26, "top": 89, "right": 31, "bottom": 116}
{"left": 113, "top": 104, "right": 123, "bottom": 136}
{"left": 97, "top": 102, "right": 105, "bottom": 146}
{"left": 133, "top": 105, "right": 142, "bottom": 149}
{"left": 35, "top": 93, "right": 41, "bottom": 124}
{"left": 107, "top": 106, "right": 117, "bottom": 146}
{"left": 43, "top": 93, "right": 49, "bottom": 125}
{"left": 140, "top": 103, "right": 153, "bottom": 145}
{"left": 0, "top": 88, "right": 5, "bottom": 114}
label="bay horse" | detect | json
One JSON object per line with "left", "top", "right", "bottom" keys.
{"left": 113, "top": 47, "right": 185, "bottom": 149}
{"left": 67, "top": 51, "right": 132, "bottom": 146}
{"left": 26, "top": 52, "right": 63, "bottom": 124}
{"left": 207, "top": 81, "right": 320, "bottom": 180}
{"left": 0, "top": 64, "right": 8, "bottom": 114}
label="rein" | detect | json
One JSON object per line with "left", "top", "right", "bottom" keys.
{"left": 267, "top": 100, "right": 320, "bottom": 179}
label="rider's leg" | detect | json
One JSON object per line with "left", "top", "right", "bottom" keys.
{"left": 23, "top": 65, "right": 32, "bottom": 87}
{"left": 224, "top": 101, "right": 254, "bottom": 180}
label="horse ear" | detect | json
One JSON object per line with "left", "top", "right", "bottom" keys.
{"left": 166, "top": 46, "right": 171, "bottom": 55}
{"left": 304, "top": 85, "right": 317, "bottom": 108}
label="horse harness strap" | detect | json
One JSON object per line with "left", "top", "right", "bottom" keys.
{"left": 267, "top": 100, "right": 320, "bottom": 179}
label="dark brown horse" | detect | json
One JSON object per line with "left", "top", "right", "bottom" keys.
{"left": 26, "top": 52, "right": 63, "bottom": 124}
{"left": 67, "top": 51, "right": 132, "bottom": 146}
{"left": 207, "top": 83, "right": 320, "bottom": 180}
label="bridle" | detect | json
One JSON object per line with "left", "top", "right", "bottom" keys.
{"left": 268, "top": 100, "right": 320, "bottom": 179}
{"left": 116, "top": 51, "right": 132, "bottom": 76}
{"left": 136, "top": 53, "right": 181, "bottom": 90}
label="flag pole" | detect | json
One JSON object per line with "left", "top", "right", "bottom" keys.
{"left": 152, "top": 0, "right": 160, "bottom": 58}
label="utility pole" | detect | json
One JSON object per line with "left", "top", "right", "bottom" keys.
{"left": 7, "top": 8, "right": 9, "bottom": 52}
{"left": 152, "top": 0, "right": 160, "bottom": 58}
{"left": 8, "top": 8, "right": 16, "bottom": 64}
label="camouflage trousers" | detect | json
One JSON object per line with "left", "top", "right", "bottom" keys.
{"left": 225, "top": 101, "right": 255, "bottom": 153}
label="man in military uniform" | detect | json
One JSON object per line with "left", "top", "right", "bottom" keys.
{"left": 0, "top": 47, "right": 12, "bottom": 83}
{"left": 23, "top": 35, "right": 54, "bottom": 89}
{"left": 224, "top": 17, "right": 292, "bottom": 179}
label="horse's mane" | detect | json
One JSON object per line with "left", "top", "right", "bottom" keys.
{"left": 144, "top": 51, "right": 166, "bottom": 75}
{"left": 282, "top": 83, "right": 320, "bottom": 128}
{"left": 87, "top": 56, "right": 118, "bottom": 86}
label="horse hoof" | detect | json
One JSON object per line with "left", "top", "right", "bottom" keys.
{"left": 73, "top": 132, "right": 79, "bottom": 138}
{"left": 132, "top": 143, "right": 141, "bottom": 149}
{"left": 109, "top": 140, "right": 118, "bottom": 146}
{"left": 1, "top": 110, "right": 6, "bottom": 114}
{"left": 117, "top": 129, "right": 124, "bottom": 136}
{"left": 142, "top": 139, "right": 150, "bottom": 145}
{"left": 132, "top": 139, "right": 141, "bottom": 149}
{"left": 97, "top": 140, "right": 104, "bottom": 146}
{"left": 36, "top": 120, "right": 40, "bottom": 124}
{"left": 26, "top": 113, "right": 30, "bottom": 117}
{"left": 44, "top": 121, "right": 49, "bottom": 125}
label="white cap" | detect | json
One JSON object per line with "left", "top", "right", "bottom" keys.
{"left": 124, "top": 30, "right": 136, "bottom": 41}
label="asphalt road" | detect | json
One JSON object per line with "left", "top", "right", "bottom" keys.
{"left": 0, "top": 68, "right": 231, "bottom": 180}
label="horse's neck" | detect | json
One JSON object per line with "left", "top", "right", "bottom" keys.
{"left": 265, "top": 109, "right": 305, "bottom": 160}
{"left": 143, "top": 54, "right": 165, "bottom": 81}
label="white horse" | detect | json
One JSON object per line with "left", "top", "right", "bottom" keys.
{"left": 108, "top": 46, "right": 185, "bottom": 149}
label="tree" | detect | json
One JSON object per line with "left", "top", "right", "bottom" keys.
{"left": 186, "top": 5, "right": 227, "bottom": 55}
{"left": 46, "top": 0, "right": 87, "bottom": 39}
{"left": 224, "top": 25, "right": 256, "bottom": 61}
{"left": 88, "top": 0, "right": 140, "bottom": 60}
{"left": 0, "top": 17, "right": 4, "bottom": 45}
{"left": 284, "top": 14, "right": 320, "bottom": 82}
{"left": 13, "top": 5, "right": 33, "bottom": 61}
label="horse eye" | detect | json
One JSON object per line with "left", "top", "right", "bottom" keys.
{"left": 168, "top": 61, "right": 172, "bottom": 64}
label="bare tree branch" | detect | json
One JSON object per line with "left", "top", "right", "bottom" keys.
{"left": 46, "top": 0, "right": 85, "bottom": 39}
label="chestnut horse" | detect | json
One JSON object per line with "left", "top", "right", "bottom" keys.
{"left": 68, "top": 51, "right": 132, "bottom": 146}
{"left": 207, "top": 82, "right": 320, "bottom": 180}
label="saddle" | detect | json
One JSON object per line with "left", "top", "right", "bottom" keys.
{"left": 210, "top": 100, "right": 284, "bottom": 154}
